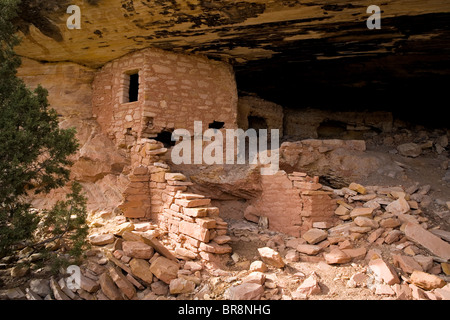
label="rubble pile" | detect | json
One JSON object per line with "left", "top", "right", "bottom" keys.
{"left": 1, "top": 172, "right": 450, "bottom": 300}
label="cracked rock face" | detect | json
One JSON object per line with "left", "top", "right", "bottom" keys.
{"left": 13, "top": 1, "right": 450, "bottom": 127}
{"left": 14, "top": 0, "right": 450, "bottom": 68}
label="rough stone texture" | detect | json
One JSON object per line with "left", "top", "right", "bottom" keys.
{"left": 297, "top": 244, "right": 322, "bottom": 255}
{"left": 257, "top": 247, "right": 285, "bottom": 268}
{"left": 169, "top": 278, "right": 196, "bottom": 295}
{"left": 385, "top": 198, "right": 410, "bottom": 215}
{"left": 92, "top": 47, "right": 237, "bottom": 148}
{"left": 108, "top": 267, "right": 136, "bottom": 300}
{"left": 368, "top": 259, "right": 400, "bottom": 285}
{"left": 98, "top": 273, "right": 123, "bottom": 300}
{"left": 404, "top": 223, "right": 450, "bottom": 261}
{"left": 129, "top": 258, "right": 153, "bottom": 284}
{"left": 237, "top": 95, "right": 284, "bottom": 135}
{"left": 324, "top": 248, "right": 352, "bottom": 265}
{"left": 149, "top": 257, "right": 180, "bottom": 284}
{"left": 244, "top": 171, "right": 336, "bottom": 237}
{"left": 397, "top": 143, "right": 422, "bottom": 157}
{"left": 392, "top": 254, "right": 423, "bottom": 274}
{"left": 226, "top": 283, "right": 264, "bottom": 300}
{"left": 295, "top": 275, "right": 321, "bottom": 296}
{"left": 302, "top": 228, "right": 328, "bottom": 244}
{"left": 410, "top": 271, "right": 446, "bottom": 290}
{"left": 122, "top": 241, "right": 154, "bottom": 260}
{"left": 249, "top": 261, "right": 268, "bottom": 273}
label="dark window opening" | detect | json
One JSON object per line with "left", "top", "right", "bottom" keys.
{"left": 208, "top": 121, "right": 225, "bottom": 130}
{"left": 248, "top": 115, "right": 268, "bottom": 132}
{"left": 128, "top": 73, "right": 139, "bottom": 102}
{"left": 155, "top": 130, "right": 176, "bottom": 148}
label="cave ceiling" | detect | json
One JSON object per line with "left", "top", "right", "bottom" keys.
{"left": 13, "top": 0, "right": 450, "bottom": 126}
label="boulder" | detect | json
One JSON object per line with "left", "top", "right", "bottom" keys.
{"left": 99, "top": 273, "right": 123, "bottom": 300}
{"left": 249, "top": 260, "right": 268, "bottom": 273}
{"left": 122, "top": 241, "right": 154, "bottom": 259}
{"left": 89, "top": 233, "right": 115, "bottom": 246}
{"left": 404, "top": 222, "right": 450, "bottom": 261}
{"left": 149, "top": 256, "right": 180, "bottom": 284}
{"left": 169, "top": 278, "right": 196, "bottom": 295}
{"left": 302, "top": 228, "right": 328, "bottom": 244}
{"left": 129, "top": 258, "right": 154, "bottom": 284}
{"left": 397, "top": 143, "right": 422, "bottom": 157}
{"left": 410, "top": 270, "right": 446, "bottom": 290}
{"left": 368, "top": 258, "right": 400, "bottom": 285}
{"left": 226, "top": 283, "right": 264, "bottom": 300}
{"left": 324, "top": 248, "right": 352, "bottom": 264}
{"left": 257, "top": 247, "right": 285, "bottom": 268}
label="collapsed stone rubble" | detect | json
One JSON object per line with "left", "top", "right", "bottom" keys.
{"left": 1, "top": 168, "right": 450, "bottom": 300}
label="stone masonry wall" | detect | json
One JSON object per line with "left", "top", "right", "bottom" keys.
{"left": 244, "top": 171, "right": 337, "bottom": 237}
{"left": 92, "top": 48, "right": 238, "bottom": 149}
{"left": 237, "top": 95, "right": 284, "bottom": 135}
{"left": 119, "top": 138, "right": 231, "bottom": 261}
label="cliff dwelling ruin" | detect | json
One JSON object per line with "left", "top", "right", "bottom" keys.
{"left": 2, "top": 0, "right": 450, "bottom": 302}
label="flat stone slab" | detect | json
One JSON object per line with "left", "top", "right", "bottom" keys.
{"left": 404, "top": 223, "right": 450, "bottom": 261}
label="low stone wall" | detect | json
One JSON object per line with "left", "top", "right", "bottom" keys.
{"left": 244, "top": 171, "right": 337, "bottom": 237}
{"left": 118, "top": 139, "right": 231, "bottom": 261}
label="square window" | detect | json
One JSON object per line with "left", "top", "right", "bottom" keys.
{"left": 128, "top": 73, "right": 139, "bottom": 102}
{"left": 122, "top": 71, "right": 140, "bottom": 103}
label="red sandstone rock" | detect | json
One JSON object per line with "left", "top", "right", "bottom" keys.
{"left": 249, "top": 261, "right": 268, "bottom": 273}
{"left": 302, "top": 228, "right": 328, "bottom": 244}
{"left": 368, "top": 258, "right": 400, "bottom": 285}
{"left": 227, "top": 283, "right": 264, "bottom": 300}
{"left": 342, "top": 247, "right": 367, "bottom": 260}
{"left": 295, "top": 275, "right": 321, "bottom": 296}
{"left": 404, "top": 222, "right": 450, "bottom": 261}
{"left": 169, "top": 278, "right": 196, "bottom": 295}
{"left": 108, "top": 267, "right": 136, "bottom": 300}
{"left": 410, "top": 270, "right": 446, "bottom": 290}
{"left": 243, "top": 272, "right": 266, "bottom": 285}
{"left": 257, "top": 247, "right": 285, "bottom": 268}
{"left": 324, "top": 248, "right": 351, "bottom": 264}
{"left": 354, "top": 216, "right": 378, "bottom": 229}
{"left": 297, "top": 244, "right": 322, "bottom": 255}
{"left": 175, "top": 198, "right": 211, "bottom": 208}
{"left": 149, "top": 256, "right": 179, "bottom": 284}
{"left": 386, "top": 197, "right": 410, "bottom": 214}
{"left": 392, "top": 254, "right": 423, "bottom": 274}
{"left": 129, "top": 258, "right": 153, "bottom": 284}
{"left": 374, "top": 284, "right": 395, "bottom": 296}
{"left": 199, "top": 241, "right": 232, "bottom": 254}
{"left": 89, "top": 234, "right": 115, "bottom": 246}
{"left": 122, "top": 241, "right": 154, "bottom": 259}
{"left": 350, "top": 207, "right": 374, "bottom": 219}
{"left": 179, "top": 220, "right": 210, "bottom": 242}
{"left": 99, "top": 273, "right": 123, "bottom": 300}
{"left": 392, "top": 284, "right": 413, "bottom": 300}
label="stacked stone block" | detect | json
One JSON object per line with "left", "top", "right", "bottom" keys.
{"left": 120, "top": 138, "right": 231, "bottom": 261}
{"left": 92, "top": 47, "right": 238, "bottom": 151}
{"left": 157, "top": 173, "right": 232, "bottom": 261}
{"left": 244, "top": 171, "right": 337, "bottom": 237}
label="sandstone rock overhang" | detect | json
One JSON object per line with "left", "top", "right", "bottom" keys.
{"left": 13, "top": 0, "right": 450, "bottom": 68}
{"left": 13, "top": 0, "right": 450, "bottom": 127}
